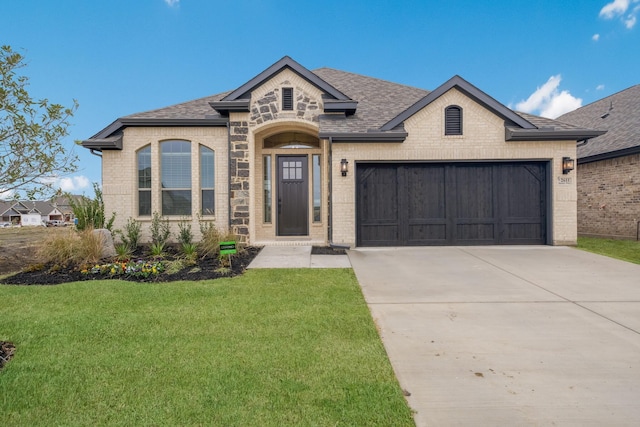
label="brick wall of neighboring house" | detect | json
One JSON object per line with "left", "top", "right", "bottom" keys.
{"left": 577, "top": 153, "right": 640, "bottom": 239}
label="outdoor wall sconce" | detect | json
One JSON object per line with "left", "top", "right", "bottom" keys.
{"left": 340, "top": 159, "right": 349, "bottom": 176}
{"left": 562, "top": 157, "right": 575, "bottom": 174}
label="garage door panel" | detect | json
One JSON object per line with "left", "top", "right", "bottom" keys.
{"left": 357, "top": 162, "right": 547, "bottom": 246}
{"left": 501, "top": 165, "right": 545, "bottom": 219}
{"left": 455, "top": 165, "right": 495, "bottom": 219}
{"left": 407, "top": 223, "right": 447, "bottom": 244}
{"left": 358, "top": 165, "right": 400, "bottom": 245}
{"left": 406, "top": 166, "right": 446, "bottom": 220}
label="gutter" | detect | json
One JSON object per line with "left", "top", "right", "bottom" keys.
{"left": 505, "top": 127, "right": 606, "bottom": 141}
{"left": 318, "top": 131, "right": 407, "bottom": 143}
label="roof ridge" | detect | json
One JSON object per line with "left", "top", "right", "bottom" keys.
{"left": 313, "top": 67, "right": 430, "bottom": 94}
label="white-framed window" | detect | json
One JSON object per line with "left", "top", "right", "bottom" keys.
{"left": 200, "top": 145, "right": 215, "bottom": 216}
{"left": 137, "top": 145, "right": 152, "bottom": 216}
{"left": 161, "top": 140, "right": 192, "bottom": 216}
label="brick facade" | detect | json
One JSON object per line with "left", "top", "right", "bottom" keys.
{"left": 331, "top": 88, "right": 578, "bottom": 246}
{"left": 577, "top": 153, "right": 640, "bottom": 239}
{"left": 95, "top": 63, "right": 583, "bottom": 247}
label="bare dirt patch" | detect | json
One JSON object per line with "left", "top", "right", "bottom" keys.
{"left": 0, "top": 227, "right": 70, "bottom": 275}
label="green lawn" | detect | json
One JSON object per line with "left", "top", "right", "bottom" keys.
{"left": 577, "top": 236, "right": 640, "bottom": 264}
{"left": 0, "top": 269, "right": 413, "bottom": 426}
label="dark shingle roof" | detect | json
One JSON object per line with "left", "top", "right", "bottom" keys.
{"left": 84, "top": 59, "right": 602, "bottom": 146}
{"left": 557, "top": 85, "right": 640, "bottom": 160}
{"left": 125, "top": 92, "right": 230, "bottom": 120}
{"left": 313, "top": 68, "right": 429, "bottom": 133}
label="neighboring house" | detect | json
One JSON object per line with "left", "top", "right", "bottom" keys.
{"left": 0, "top": 200, "right": 64, "bottom": 224}
{"left": 29, "top": 201, "right": 64, "bottom": 223}
{"left": 0, "top": 201, "right": 27, "bottom": 224}
{"left": 51, "top": 195, "right": 82, "bottom": 222}
{"left": 82, "top": 56, "right": 602, "bottom": 247}
{"left": 558, "top": 85, "right": 639, "bottom": 240}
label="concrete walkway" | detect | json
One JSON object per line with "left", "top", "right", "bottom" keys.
{"left": 349, "top": 246, "right": 640, "bottom": 426}
{"left": 247, "top": 245, "right": 351, "bottom": 269}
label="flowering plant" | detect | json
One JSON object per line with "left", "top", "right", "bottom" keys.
{"left": 81, "top": 260, "right": 165, "bottom": 279}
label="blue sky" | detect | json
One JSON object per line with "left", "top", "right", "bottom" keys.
{"left": 3, "top": 0, "right": 639, "bottom": 196}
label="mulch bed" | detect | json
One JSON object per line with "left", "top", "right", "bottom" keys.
{"left": 0, "top": 247, "right": 262, "bottom": 286}
{"left": 311, "top": 246, "right": 347, "bottom": 255}
{"left": 0, "top": 341, "right": 15, "bottom": 370}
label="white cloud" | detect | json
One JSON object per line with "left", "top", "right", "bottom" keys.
{"left": 599, "top": 0, "right": 640, "bottom": 28}
{"left": 592, "top": 33, "right": 600, "bottom": 40}
{"left": 164, "top": 0, "right": 180, "bottom": 6}
{"left": 0, "top": 188, "right": 15, "bottom": 199}
{"left": 600, "top": 0, "right": 630, "bottom": 18}
{"left": 515, "top": 75, "right": 583, "bottom": 119}
{"left": 596, "top": 84, "right": 605, "bottom": 90}
{"left": 624, "top": 13, "right": 637, "bottom": 27}
{"left": 57, "top": 176, "right": 91, "bottom": 193}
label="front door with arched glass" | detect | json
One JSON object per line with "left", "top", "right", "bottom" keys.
{"left": 277, "top": 155, "right": 308, "bottom": 236}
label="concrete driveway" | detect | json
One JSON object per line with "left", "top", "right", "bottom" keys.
{"left": 349, "top": 246, "right": 640, "bottom": 426}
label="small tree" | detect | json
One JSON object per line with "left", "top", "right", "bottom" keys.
{"left": 68, "top": 183, "right": 115, "bottom": 231}
{"left": 0, "top": 45, "right": 78, "bottom": 199}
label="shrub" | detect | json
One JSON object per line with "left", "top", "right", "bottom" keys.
{"left": 38, "top": 229, "right": 105, "bottom": 268}
{"left": 177, "top": 218, "right": 193, "bottom": 246}
{"left": 117, "top": 217, "right": 141, "bottom": 252}
{"left": 199, "top": 223, "right": 243, "bottom": 259}
{"left": 67, "top": 183, "right": 116, "bottom": 231}
{"left": 149, "top": 212, "right": 171, "bottom": 248}
{"left": 114, "top": 242, "right": 132, "bottom": 261}
{"left": 150, "top": 242, "right": 165, "bottom": 258}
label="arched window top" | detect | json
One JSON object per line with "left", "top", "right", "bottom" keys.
{"left": 263, "top": 132, "right": 320, "bottom": 149}
{"left": 445, "top": 105, "right": 463, "bottom": 135}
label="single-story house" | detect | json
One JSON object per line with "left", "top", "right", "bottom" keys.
{"left": 51, "top": 195, "right": 82, "bottom": 222}
{"left": 557, "top": 85, "right": 639, "bottom": 240}
{"left": 0, "top": 201, "right": 27, "bottom": 224}
{"left": 0, "top": 200, "right": 64, "bottom": 224}
{"left": 82, "top": 56, "right": 603, "bottom": 247}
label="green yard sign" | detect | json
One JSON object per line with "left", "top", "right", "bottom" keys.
{"left": 220, "top": 241, "right": 237, "bottom": 255}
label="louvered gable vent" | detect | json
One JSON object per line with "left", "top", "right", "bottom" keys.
{"left": 282, "top": 87, "right": 293, "bottom": 110}
{"left": 445, "top": 105, "right": 462, "bottom": 135}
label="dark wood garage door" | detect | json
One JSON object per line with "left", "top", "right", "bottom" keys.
{"left": 356, "top": 162, "right": 548, "bottom": 246}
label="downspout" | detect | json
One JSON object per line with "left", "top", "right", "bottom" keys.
{"left": 227, "top": 120, "right": 232, "bottom": 232}
{"left": 327, "top": 136, "right": 333, "bottom": 245}
{"left": 89, "top": 149, "right": 102, "bottom": 157}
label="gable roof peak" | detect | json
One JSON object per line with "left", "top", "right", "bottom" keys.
{"left": 381, "top": 74, "right": 536, "bottom": 131}
{"left": 219, "top": 56, "right": 350, "bottom": 102}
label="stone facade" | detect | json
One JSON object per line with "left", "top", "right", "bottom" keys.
{"left": 229, "top": 120, "right": 250, "bottom": 242}
{"left": 577, "top": 153, "right": 640, "bottom": 239}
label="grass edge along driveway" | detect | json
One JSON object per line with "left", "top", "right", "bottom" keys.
{"left": 0, "top": 269, "right": 413, "bottom": 427}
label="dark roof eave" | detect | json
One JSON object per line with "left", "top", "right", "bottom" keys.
{"left": 505, "top": 127, "right": 607, "bottom": 141}
{"left": 81, "top": 135, "right": 123, "bottom": 151}
{"left": 319, "top": 131, "right": 408, "bottom": 143}
{"left": 578, "top": 145, "right": 640, "bottom": 163}
{"left": 208, "top": 100, "right": 251, "bottom": 115}
{"left": 88, "top": 117, "right": 229, "bottom": 140}
{"left": 323, "top": 100, "right": 358, "bottom": 116}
